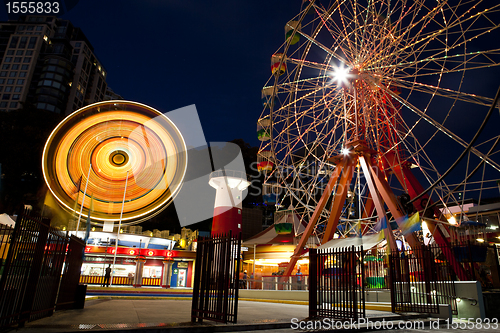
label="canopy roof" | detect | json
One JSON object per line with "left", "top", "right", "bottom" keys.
{"left": 317, "top": 232, "right": 384, "bottom": 250}
{"left": 0, "top": 214, "right": 15, "bottom": 227}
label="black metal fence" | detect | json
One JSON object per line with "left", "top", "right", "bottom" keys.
{"left": 56, "top": 235, "right": 85, "bottom": 311}
{"left": 0, "top": 210, "right": 85, "bottom": 328}
{"left": 389, "top": 244, "right": 457, "bottom": 315}
{"left": 191, "top": 231, "right": 241, "bottom": 324}
{"left": 309, "top": 246, "right": 365, "bottom": 321}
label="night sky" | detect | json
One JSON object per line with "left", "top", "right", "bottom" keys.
{"left": 54, "top": 0, "right": 300, "bottom": 149}
{"left": 0, "top": 1, "right": 499, "bottom": 219}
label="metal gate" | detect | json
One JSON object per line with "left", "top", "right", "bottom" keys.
{"left": 56, "top": 235, "right": 85, "bottom": 310}
{"left": 0, "top": 210, "right": 84, "bottom": 328}
{"left": 191, "top": 231, "right": 241, "bottom": 324}
{"left": 309, "top": 246, "right": 365, "bottom": 321}
{"left": 389, "top": 245, "right": 457, "bottom": 314}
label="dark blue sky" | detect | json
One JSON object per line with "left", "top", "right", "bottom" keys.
{"left": 53, "top": 0, "right": 301, "bottom": 149}
{"left": 1, "top": 1, "right": 499, "bottom": 200}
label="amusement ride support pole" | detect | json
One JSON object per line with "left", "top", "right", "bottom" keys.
{"left": 358, "top": 154, "right": 397, "bottom": 252}
{"left": 76, "top": 164, "right": 92, "bottom": 235}
{"left": 282, "top": 161, "right": 343, "bottom": 277}
{"left": 111, "top": 170, "right": 129, "bottom": 286}
{"left": 322, "top": 156, "right": 356, "bottom": 243}
{"left": 253, "top": 245, "right": 256, "bottom": 287}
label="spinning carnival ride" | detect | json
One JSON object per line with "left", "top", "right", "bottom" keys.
{"left": 257, "top": 0, "right": 500, "bottom": 276}
{"left": 42, "top": 101, "right": 187, "bottom": 225}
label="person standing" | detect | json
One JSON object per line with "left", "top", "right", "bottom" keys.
{"left": 242, "top": 270, "right": 248, "bottom": 289}
{"left": 296, "top": 267, "right": 303, "bottom": 290}
{"left": 103, "top": 265, "right": 112, "bottom": 287}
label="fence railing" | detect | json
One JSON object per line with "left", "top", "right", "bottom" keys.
{"left": 389, "top": 245, "right": 457, "bottom": 315}
{"left": 309, "top": 246, "right": 365, "bottom": 321}
{"left": 191, "top": 231, "right": 241, "bottom": 324}
{"left": 0, "top": 210, "right": 84, "bottom": 328}
{"left": 239, "top": 275, "right": 308, "bottom": 290}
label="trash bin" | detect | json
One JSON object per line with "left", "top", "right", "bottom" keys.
{"left": 74, "top": 284, "right": 87, "bottom": 309}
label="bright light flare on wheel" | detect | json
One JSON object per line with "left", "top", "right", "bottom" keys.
{"left": 330, "top": 63, "right": 351, "bottom": 87}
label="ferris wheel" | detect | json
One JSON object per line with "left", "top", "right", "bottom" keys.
{"left": 257, "top": 0, "right": 500, "bottom": 249}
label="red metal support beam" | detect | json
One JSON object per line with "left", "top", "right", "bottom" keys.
{"left": 282, "top": 160, "right": 343, "bottom": 277}
{"left": 365, "top": 155, "right": 422, "bottom": 251}
{"left": 321, "top": 156, "right": 356, "bottom": 244}
{"left": 359, "top": 154, "right": 397, "bottom": 252}
{"left": 382, "top": 152, "right": 468, "bottom": 281}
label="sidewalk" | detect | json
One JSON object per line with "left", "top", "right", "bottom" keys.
{"left": 17, "top": 297, "right": 410, "bottom": 333}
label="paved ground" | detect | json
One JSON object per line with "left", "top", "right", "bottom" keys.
{"left": 17, "top": 298, "right": 403, "bottom": 333}
{"left": 12, "top": 286, "right": 495, "bottom": 333}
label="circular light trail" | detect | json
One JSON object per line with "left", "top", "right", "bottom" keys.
{"left": 42, "top": 100, "right": 188, "bottom": 225}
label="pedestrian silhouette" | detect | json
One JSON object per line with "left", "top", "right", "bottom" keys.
{"left": 103, "top": 265, "right": 112, "bottom": 287}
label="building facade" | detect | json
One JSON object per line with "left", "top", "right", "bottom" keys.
{"left": 0, "top": 15, "right": 107, "bottom": 114}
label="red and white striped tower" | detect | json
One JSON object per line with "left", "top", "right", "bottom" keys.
{"left": 209, "top": 170, "right": 250, "bottom": 236}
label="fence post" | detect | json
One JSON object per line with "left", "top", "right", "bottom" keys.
{"left": 309, "top": 248, "right": 317, "bottom": 318}
{"left": 18, "top": 217, "right": 51, "bottom": 326}
{"left": 388, "top": 251, "right": 396, "bottom": 313}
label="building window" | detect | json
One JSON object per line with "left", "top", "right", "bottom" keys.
{"left": 0, "top": 72, "right": 6, "bottom": 77}
{"left": 23, "top": 57, "right": 31, "bottom": 63}
{"left": 27, "top": 26, "right": 34, "bottom": 31}
{"left": 2, "top": 65, "right": 9, "bottom": 70}
{"left": 28, "top": 37, "right": 37, "bottom": 49}
{"left": 21, "top": 65, "right": 29, "bottom": 70}
{"left": 10, "top": 102, "right": 18, "bottom": 108}
{"left": 16, "top": 79, "right": 24, "bottom": 85}
{"left": 75, "top": 42, "right": 81, "bottom": 47}
{"left": 25, "top": 50, "right": 33, "bottom": 56}
{"left": 0, "top": 102, "right": 7, "bottom": 107}
{"left": 11, "top": 64, "right": 18, "bottom": 70}
{"left": 0, "top": 87, "right": 3, "bottom": 92}
{"left": 6, "top": 50, "right": 14, "bottom": 56}
{"left": 36, "top": 26, "right": 43, "bottom": 31}
{"left": 19, "top": 72, "right": 26, "bottom": 77}
{"left": 4, "top": 58, "right": 11, "bottom": 63}
{"left": 2, "top": 94, "right": 10, "bottom": 100}
{"left": 14, "top": 87, "right": 21, "bottom": 92}
{"left": 18, "top": 25, "right": 25, "bottom": 31}
{"left": 19, "top": 37, "right": 27, "bottom": 48}
{"left": 9, "top": 37, "right": 19, "bottom": 49}
{"left": 7, "top": 79, "right": 14, "bottom": 84}
{"left": 14, "top": 57, "right": 21, "bottom": 63}
{"left": 0, "top": 79, "right": 4, "bottom": 84}
{"left": 8, "top": 72, "right": 16, "bottom": 77}
{"left": 16, "top": 50, "right": 23, "bottom": 56}
{"left": 12, "top": 94, "right": 19, "bottom": 100}
{"left": 5, "top": 87, "right": 12, "bottom": 92}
